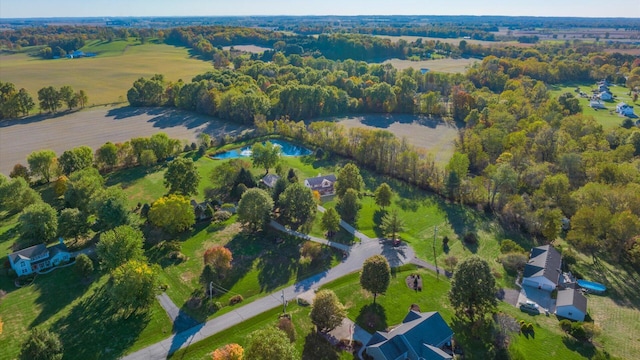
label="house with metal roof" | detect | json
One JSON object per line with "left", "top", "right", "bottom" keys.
{"left": 522, "top": 245, "right": 562, "bottom": 292}
{"left": 261, "top": 173, "right": 281, "bottom": 188}
{"left": 8, "top": 240, "right": 71, "bottom": 276}
{"left": 555, "top": 288, "right": 587, "bottom": 321}
{"left": 365, "top": 310, "right": 453, "bottom": 360}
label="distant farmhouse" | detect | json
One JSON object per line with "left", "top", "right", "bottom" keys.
{"left": 616, "top": 102, "right": 635, "bottom": 117}
{"left": 8, "top": 240, "right": 71, "bottom": 276}
{"left": 365, "top": 310, "right": 454, "bottom": 360}
{"left": 304, "top": 174, "right": 336, "bottom": 196}
{"left": 522, "top": 245, "right": 562, "bottom": 291}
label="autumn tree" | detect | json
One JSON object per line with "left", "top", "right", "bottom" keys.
{"left": 335, "top": 163, "right": 364, "bottom": 197}
{"left": 148, "top": 194, "right": 195, "bottom": 234}
{"left": 236, "top": 188, "right": 273, "bottom": 232}
{"left": 110, "top": 260, "right": 157, "bottom": 315}
{"left": 374, "top": 182, "right": 393, "bottom": 209}
{"left": 9, "top": 163, "right": 30, "bottom": 183}
{"left": 164, "top": 157, "right": 201, "bottom": 196}
{"left": 310, "top": 289, "right": 347, "bottom": 333}
{"left": 204, "top": 246, "right": 233, "bottom": 278}
{"left": 97, "top": 225, "right": 145, "bottom": 271}
{"left": 278, "top": 183, "right": 317, "bottom": 230}
{"left": 27, "top": 149, "right": 57, "bottom": 183}
{"left": 244, "top": 327, "right": 298, "bottom": 360}
{"left": 321, "top": 207, "right": 341, "bottom": 237}
{"left": 19, "top": 328, "right": 63, "bottom": 360}
{"left": 212, "top": 344, "right": 244, "bottom": 360}
{"left": 449, "top": 256, "right": 497, "bottom": 323}
{"left": 360, "top": 255, "right": 391, "bottom": 303}
{"left": 19, "top": 202, "right": 58, "bottom": 245}
{"left": 251, "top": 141, "right": 280, "bottom": 174}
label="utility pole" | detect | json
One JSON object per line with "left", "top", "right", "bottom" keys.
{"left": 209, "top": 281, "right": 213, "bottom": 300}
{"left": 433, "top": 226, "right": 439, "bottom": 279}
{"left": 281, "top": 290, "right": 288, "bottom": 314}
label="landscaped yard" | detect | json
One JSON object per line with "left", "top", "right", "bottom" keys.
{"left": 548, "top": 82, "right": 638, "bottom": 130}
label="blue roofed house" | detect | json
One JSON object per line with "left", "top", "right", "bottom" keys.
{"left": 522, "top": 245, "right": 562, "bottom": 292}
{"left": 365, "top": 310, "right": 454, "bottom": 360}
{"left": 304, "top": 174, "right": 337, "bottom": 196}
{"left": 8, "top": 240, "right": 71, "bottom": 276}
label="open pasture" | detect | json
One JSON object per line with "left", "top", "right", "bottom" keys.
{"left": 379, "top": 57, "right": 478, "bottom": 73}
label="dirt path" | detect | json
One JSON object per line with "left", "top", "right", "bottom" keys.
{"left": 0, "top": 106, "right": 246, "bottom": 176}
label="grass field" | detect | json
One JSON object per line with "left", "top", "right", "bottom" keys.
{"left": 548, "top": 82, "right": 638, "bottom": 130}
{"left": 0, "top": 39, "right": 213, "bottom": 107}
{"left": 377, "top": 57, "right": 478, "bottom": 73}
{"left": 373, "top": 35, "right": 529, "bottom": 48}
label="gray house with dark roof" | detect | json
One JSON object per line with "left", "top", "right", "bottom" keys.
{"left": 8, "top": 240, "right": 70, "bottom": 276}
{"left": 555, "top": 288, "right": 587, "bottom": 321}
{"left": 365, "top": 310, "right": 453, "bottom": 360}
{"left": 304, "top": 174, "right": 336, "bottom": 196}
{"left": 261, "top": 174, "right": 280, "bottom": 188}
{"left": 522, "top": 245, "right": 562, "bottom": 291}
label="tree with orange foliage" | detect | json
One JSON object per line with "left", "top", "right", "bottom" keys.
{"left": 212, "top": 343, "right": 243, "bottom": 360}
{"left": 204, "top": 246, "right": 233, "bottom": 278}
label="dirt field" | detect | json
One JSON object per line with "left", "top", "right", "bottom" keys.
{"left": 222, "top": 45, "right": 272, "bottom": 53}
{"left": 330, "top": 114, "right": 458, "bottom": 164}
{"left": 0, "top": 107, "right": 246, "bottom": 176}
{"left": 380, "top": 58, "right": 477, "bottom": 73}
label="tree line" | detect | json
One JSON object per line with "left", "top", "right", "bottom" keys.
{"left": 0, "top": 81, "right": 88, "bottom": 119}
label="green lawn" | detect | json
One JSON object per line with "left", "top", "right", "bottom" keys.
{"left": 548, "top": 82, "right": 638, "bottom": 130}
{"left": 0, "top": 267, "right": 173, "bottom": 360}
{"left": 0, "top": 39, "right": 213, "bottom": 108}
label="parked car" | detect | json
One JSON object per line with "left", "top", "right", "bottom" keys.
{"left": 519, "top": 301, "right": 540, "bottom": 314}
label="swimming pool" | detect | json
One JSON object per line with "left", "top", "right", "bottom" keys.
{"left": 577, "top": 279, "right": 607, "bottom": 294}
{"left": 212, "top": 139, "right": 312, "bottom": 159}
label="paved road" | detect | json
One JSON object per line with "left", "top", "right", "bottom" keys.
{"left": 156, "top": 293, "right": 199, "bottom": 333}
{"left": 122, "top": 235, "right": 414, "bottom": 359}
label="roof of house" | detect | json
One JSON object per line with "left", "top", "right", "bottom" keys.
{"left": 9, "top": 244, "right": 48, "bottom": 263}
{"left": 261, "top": 174, "right": 280, "bottom": 188}
{"left": 523, "top": 245, "right": 562, "bottom": 285}
{"left": 305, "top": 174, "right": 336, "bottom": 188}
{"left": 556, "top": 288, "right": 588, "bottom": 314}
{"left": 366, "top": 311, "right": 453, "bottom": 360}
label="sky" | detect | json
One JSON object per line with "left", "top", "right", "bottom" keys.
{"left": 1, "top": 0, "right": 639, "bottom": 18}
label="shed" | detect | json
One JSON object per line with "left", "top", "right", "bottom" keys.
{"left": 555, "top": 288, "right": 587, "bottom": 321}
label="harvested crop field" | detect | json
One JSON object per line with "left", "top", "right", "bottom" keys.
{"left": 222, "top": 45, "right": 272, "bottom": 53}
{"left": 0, "top": 107, "right": 246, "bottom": 175}
{"left": 381, "top": 58, "right": 477, "bottom": 73}
{"left": 330, "top": 114, "right": 458, "bottom": 164}
{"left": 374, "top": 34, "right": 529, "bottom": 47}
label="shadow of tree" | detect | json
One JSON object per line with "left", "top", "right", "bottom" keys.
{"left": 561, "top": 336, "right": 597, "bottom": 358}
{"left": 52, "top": 285, "right": 151, "bottom": 360}
{"left": 30, "top": 267, "right": 90, "bottom": 327}
{"left": 373, "top": 209, "right": 386, "bottom": 238}
{"left": 302, "top": 332, "right": 340, "bottom": 360}
{"left": 449, "top": 316, "right": 496, "bottom": 360}
{"left": 256, "top": 237, "right": 299, "bottom": 292}
{"left": 355, "top": 303, "right": 388, "bottom": 333}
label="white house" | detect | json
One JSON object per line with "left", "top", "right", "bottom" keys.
{"left": 8, "top": 241, "right": 70, "bottom": 276}
{"left": 589, "top": 100, "right": 606, "bottom": 109}
{"left": 555, "top": 288, "right": 587, "bottom": 321}
{"left": 616, "top": 102, "right": 634, "bottom": 116}
{"left": 304, "top": 174, "right": 337, "bottom": 196}
{"left": 598, "top": 91, "right": 613, "bottom": 101}
{"left": 522, "top": 245, "right": 562, "bottom": 291}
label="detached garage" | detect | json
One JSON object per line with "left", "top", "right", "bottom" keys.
{"left": 556, "top": 288, "right": 587, "bottom": 321}
{"left": 522, "top": 245, "right": 561, "bottom": 292}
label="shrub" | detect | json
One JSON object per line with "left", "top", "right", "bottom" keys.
{"left": 297, "top": 297, "right": 310, "bottom": 306}
{"left": 500, "top": 239, "right": 525, "bottom": 254}
{"left": 463, "top": 232, "right": 478, "bottom": 245}
{"left": 277, "top": 317, "right": 297, "bottom": 342}
{"left": 140, "top": 203, "right": 151, "bottom": 218}
{"left": 229, "top": 295, "right": 244, "bottom": 305}
{"left": 221, "top": 203, "right": 236, "bottom": 213}
{"left": 442, "top": 236, "right": 449, "bottom": 246}
{"left": 212, "top": 343, "right": 244, "bottom": 360}
{"left": 500, "top": 253, "right": 528, "bottom": 274}
{"left": 213, "top": 210, "right": 232, "bottom": 222}
{"left": 570, "top": 322, "right": 587, "bottom": 340}
{"left": 300, "top": 242, "right": 323, "bottom": 262}
{"left": 559, "top": 319, "right": 573, "bottom": 332}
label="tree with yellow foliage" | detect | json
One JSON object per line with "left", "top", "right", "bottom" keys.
{"left": 148, "top": 194, "right": 195, "bottom": 234}
{"left": 212, "top": 343, "right": 243, "bottom": 360}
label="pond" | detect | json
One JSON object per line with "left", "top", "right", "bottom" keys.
{"left": 212, "top": 139, "right": 312, "bottom": 159}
